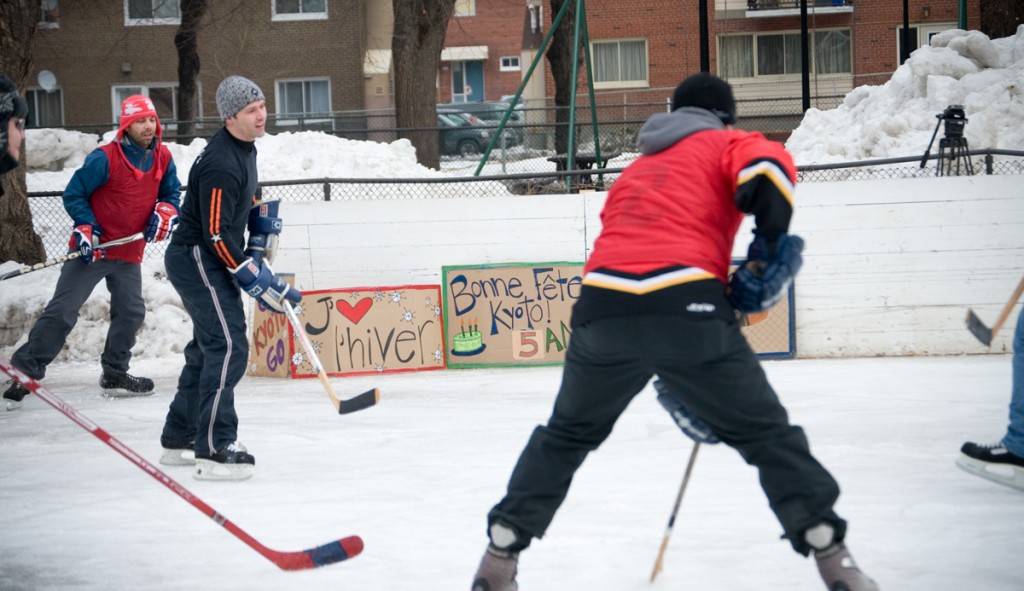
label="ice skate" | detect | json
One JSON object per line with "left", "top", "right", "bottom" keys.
{"left": 3, "top": 380, "right": 30, "bottom": 411}
{"left": 159, "top": 438, "right": 196, "bottom": 466}
{"left": 815, "top": 543, "right": 879, "bottom": 591}
{"left": 956, "top": 441, "right": 1024, "bottom": 491}
{"left": 194, "top": 441, "right": 254, "bottom": 481}
{"left": 100, "top": 371, "right": 155, "bottom": 398}
{"left": 471, "top": 546, "right": 518, "bottom": 591}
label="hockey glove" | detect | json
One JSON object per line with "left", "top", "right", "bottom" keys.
{"left": 68, "top": 224, "right": 105, "bottom": 263}
{"left": 230, "top": 258, "right": 302, "bottom": 314}
{"left": 144, "top": 202, "right": 179, "bottom": 243}
{"left": 727, "top": 233, "right": 804, "bottom": 313}
{"left": 654, "top": 380, "right": 720, "bottom": 444}
{"left": 244, "top": 198, "right": 282, "bottom": 264}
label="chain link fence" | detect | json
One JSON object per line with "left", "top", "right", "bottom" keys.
{"left": 26, "top": 148, "right": 1024, "bottom": 261}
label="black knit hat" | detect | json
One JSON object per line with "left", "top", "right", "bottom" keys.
{"left": 0, "top": 74, "right": 28, "bottom": 176}
{"left": 671, "top": 73, "right": 737, "bottom": 125}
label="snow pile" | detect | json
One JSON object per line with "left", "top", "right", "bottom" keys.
{"left": 786, "top": 26, "right": 1024, "bottom": 164}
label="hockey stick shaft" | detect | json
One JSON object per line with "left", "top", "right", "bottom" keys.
{"left": 0, "top": 356, "right": 363, "bottom": 571}
{"left": 966, "top": 274, "right": 1024, "bottom": 346}
{"left": 650, "top": 442, "right": 701, "bottom": 583}
{"left": 0, "top": 232, "right": 145, "bottom": 282}
{"left": 282, "top": 299, "right": 379, "bottom": 415}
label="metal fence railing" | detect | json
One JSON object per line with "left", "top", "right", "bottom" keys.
{"left": 26, "top": 148, "right": 1024, "bottom": 261}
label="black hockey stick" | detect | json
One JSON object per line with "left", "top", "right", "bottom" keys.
{"left": 966, "top": 274, "right": 1024, "bottom": 346}
{"left": 0, "top": 356, "right": 364, "bottom": 570}
{"left": 650, "top": 441, "right": 701, "bottom": 583}
{"left": 0, "top": 232, "right": 145, "bottom": 282}
{"left": 283, "top": 300, "right": 379, "bottom": 415}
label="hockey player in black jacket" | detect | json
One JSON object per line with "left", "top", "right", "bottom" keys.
{"left": 158, "top": 76, "right": 300, "bottom": 481}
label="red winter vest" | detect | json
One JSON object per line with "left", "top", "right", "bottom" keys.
{"left": 89, "top": 141, "right": 170, "bottom": 263}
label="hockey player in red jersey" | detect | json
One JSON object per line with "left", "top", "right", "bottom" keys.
{"left": 471, "top": 73, "right": 878, "bottom": 591}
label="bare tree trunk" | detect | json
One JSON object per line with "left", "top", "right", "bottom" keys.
{"left": 175, "top": 0, "right": 209, "bottom": 141}
{"left": 547, "top": 0, "right": 583, "bottom": 157}
{"left": 0, "top": 0, "right": 45, "bottom": 265}
{"left": 392, "top": 0, "right": 456, "bottom": 170}
{"left": 980, "top": 0, "right": 1024, "bottom": 39}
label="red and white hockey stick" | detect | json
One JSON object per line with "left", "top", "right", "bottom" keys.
{"left": 0, "top": 356, "right": 363, "bottom": 571}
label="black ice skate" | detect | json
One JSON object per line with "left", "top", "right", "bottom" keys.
{"left": 957, "top": 441, "right": 1024, "bottom": 491}
{"left": 159, "top": 438, "right": 196, "bottom": 466}
{"left": 471, "top": 546, "right": 519, "bottom": 591}
{"left": 815, "top": 543, "right": 880, "bottom": 591}
{"left": 194, "top": 441, "right": 255, "bottom": 481}
{"left": 3, "top": 379, "right": 30, "bottom": 411}
{"left": 100, "top": 371, "right": 155, "bottom": 398}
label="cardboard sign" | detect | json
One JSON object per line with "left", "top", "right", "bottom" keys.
{"left": 247, "top": 276, "right": 295, "bottom": 378}
{"left": 740, "top": 287, "right": 795, "bottom": 358}
{"left": 730, "top": 262, "right": 796, "bottom": 358}
{"left": 289, "top": 285, "right": 447, "bottom": 377}
{"left": 442, "top": 262, "right": 584, "bottom": 368}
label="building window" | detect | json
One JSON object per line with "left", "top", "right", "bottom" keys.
{"left": 26, "top": 89, "right": 64, "bottom": 128}
{"left": 112, "top": 85, "right": 179, "bottom": 124}
{"left": 454, "top": 0, "right": 475, "bottom": 17}
{"left": 40, "top": 0, "right": 59, "bottom": 28}
{"left": 499, "top": 56, "right": 521, "bottom": 72}
{"left": 125, "top": 0, "right": 181, "bottom": 25}
{"left": 718, "top": 29, "right": 851, "bottom": 79}
{"left": 272, "top": 0, "right": 328, "bottom": 21}
{"left": 898, "top": 23, "right": 955, "bottom": 62}
{"left": 276, "top": 79, "right": 331, "bottom": 116}
{"left": 592, "top": 39, "right": 648, "bottom": 89}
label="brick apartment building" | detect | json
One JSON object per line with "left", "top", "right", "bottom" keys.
{"left": 23, "top": 0, "right": 980, "bottom": 133}
{"left": 28, "top": 0, "right": 366, "bottom": 133}
{"left": 440, "top": 0, "right": 980, "bottom": 115}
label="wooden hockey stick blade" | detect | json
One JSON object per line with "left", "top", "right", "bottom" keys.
{"left": 0, "top": 356, "right": 364, "bottom": 571}
{"left": 337, "top": 388, "right": 380, "bottom": 415}
{"left": 966, "top": 274, "right": 1024, "bottom": 347}
{"left": 965, "top": 309, "right": 993, "bottom": 346}
{"left": 282, "top": 298, "right": 380, "bottom": 415}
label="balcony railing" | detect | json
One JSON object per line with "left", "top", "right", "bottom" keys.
{"left": 747, "top": 0, "right": 849, "bottom": 10}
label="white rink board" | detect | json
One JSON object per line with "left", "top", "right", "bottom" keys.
{"left": 274, "top": 175, "right": 1022, "bottom": 358}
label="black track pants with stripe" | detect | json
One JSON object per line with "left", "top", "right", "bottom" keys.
{"left": 161, "top": 242, "right": 249, "bottom": 457}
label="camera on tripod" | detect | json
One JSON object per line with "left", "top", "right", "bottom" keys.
{"left": 920, "top": 104, "right": 973, "bottom": 176}
{"left": 938, "top": 105, "right": 967, "bottom": 139}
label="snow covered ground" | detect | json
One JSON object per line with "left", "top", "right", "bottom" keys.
{"left": 3, "top": 26, "right": 1024, "bottom": 591}
{"left": 1, "top": 354, "right": 1022, "bottom": 590}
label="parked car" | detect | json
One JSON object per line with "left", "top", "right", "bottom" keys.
{"left": 437, "top": 111, "right": 519, "bottom": 157}
{"left": 437, "top": 112, "right": 492, "bottom": 157}
{"left": 438, "top": 101, "right": 525, "bottom": 146}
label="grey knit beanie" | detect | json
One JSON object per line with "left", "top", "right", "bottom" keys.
{"left": 216, "top": 75, "right": 265, "bottom": 121}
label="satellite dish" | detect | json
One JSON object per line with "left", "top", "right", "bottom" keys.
{"left": 38, "top": 70, "right": 57, "bottom": 92}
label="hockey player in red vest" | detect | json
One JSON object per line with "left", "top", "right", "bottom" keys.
{"left": 3, "top": 95, "right": 181, "bottom": 410}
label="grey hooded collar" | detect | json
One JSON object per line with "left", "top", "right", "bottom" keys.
{"left": 636, "top": 107, "right": 726, "bottom": 155}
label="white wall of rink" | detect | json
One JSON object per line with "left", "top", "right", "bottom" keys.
{"left": 274, "top": 174, "right": 1023, "bottom": 358}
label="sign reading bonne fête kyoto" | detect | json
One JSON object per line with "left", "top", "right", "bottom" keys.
{"left": 442, "top": 262, "right": 585, "bottom": 368}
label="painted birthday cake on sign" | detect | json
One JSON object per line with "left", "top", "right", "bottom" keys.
{"left": 452, "top": 319, "right": 485, "bottom": 356}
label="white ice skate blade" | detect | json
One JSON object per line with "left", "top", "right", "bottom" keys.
{"left": 956, "top": 454, "right": 1024, "bottom": 491}
{"left": 159, "top": 448, "right": 196, "bottom": 466}
{"left": 102, "top": 388, "right": 155, "bottom": 399}
{"left": 193, "top": 459, "right": 254, "bottom": 481}
{"left": 5, "top": 398, "right": 24, "bottom": 411}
